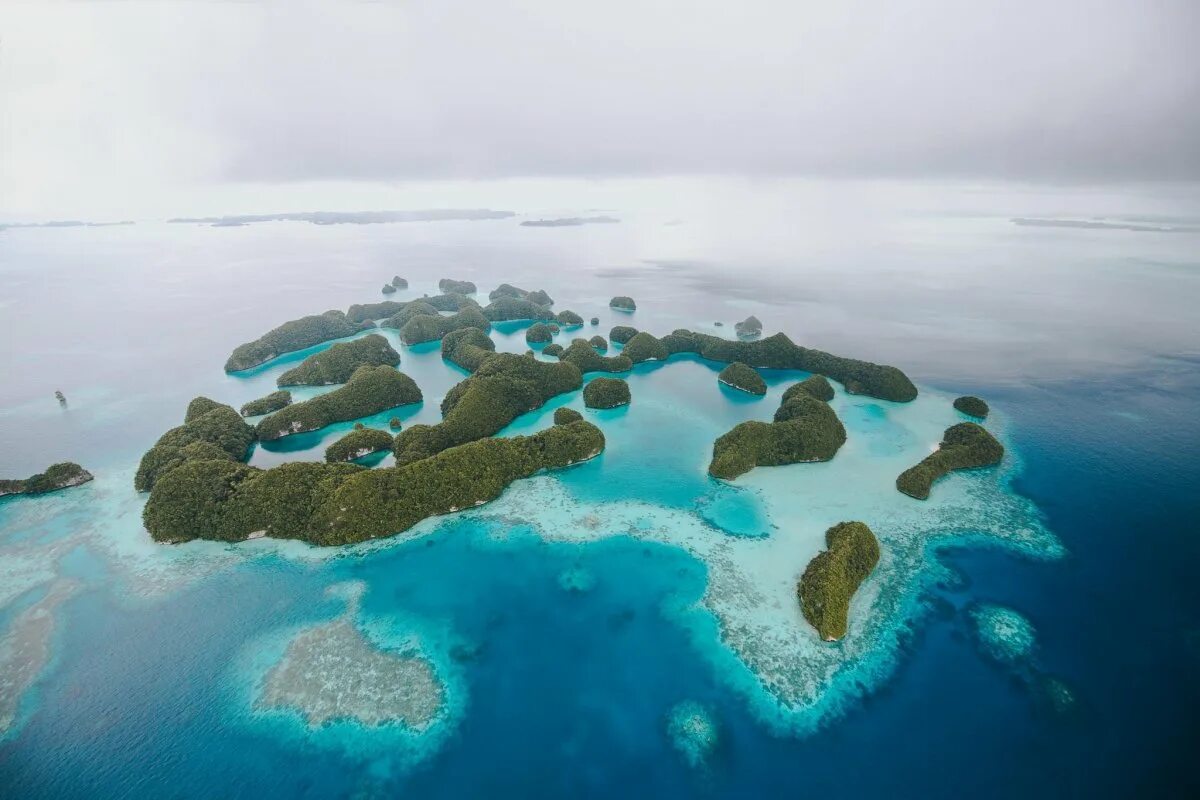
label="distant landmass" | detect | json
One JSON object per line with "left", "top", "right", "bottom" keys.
{"left": 520, "top": 216, "right": 620, "bottom": 227}
{"left": 168, "top": 210, "right": 516, "bottom": 227}
{"left": 0, "top": 220, "right": 134, "bottom": 231}
{"left": 1012, "top": 217, "right": 1199, "bottom": 233}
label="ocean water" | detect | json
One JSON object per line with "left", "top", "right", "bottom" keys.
{"left": 1, "top": 179, "right": 1198, "bottom": 797}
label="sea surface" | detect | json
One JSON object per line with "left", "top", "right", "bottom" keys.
{"left": 1, "top": 178, "right": 1198, "bottom": 797}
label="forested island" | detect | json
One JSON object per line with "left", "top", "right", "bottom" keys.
{"left": 583, "top": 377, "right": 631, "bottom": 409}
{"left": 225, "top": 311, "right": 373, "bottom": 372}
{"left": 609, "top": 296, "right": 637, "bottom": 311}
{"left": 240, "top": 390, "right": 292, "bottom": 417}
{"left": 718, "top": 362, "right": 767, "bottom": 395}
{"left": 257, "top": 366, "right": 422, "bottom": 441}
{"left": 896, "top": 422, "right": 1004, "bottom": 500}
{"left": 276, "top": 334, "right": 400, "bottom": 386}
{"left": 798, "top": 521, "right": 881, "bottom": 641}
{"left": 325, "top": 426, "right": 395, "bottom": 463}
{"left": 1, "top": 463, "right": 93, "bottom": 497}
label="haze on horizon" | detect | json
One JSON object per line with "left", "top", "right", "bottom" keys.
{"left": 0, "top": 0, "right": 1197, "bottom": 218}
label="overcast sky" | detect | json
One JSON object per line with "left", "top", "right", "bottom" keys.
{"left": 1, "top": 0, "right": 1197, "bottom": 217}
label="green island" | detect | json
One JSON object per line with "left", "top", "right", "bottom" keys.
{"left": 224, "top": 310, "right": 373, "bottom": 372}
{"left": 589, "top": 335, "right": 608, "bottom": 351}
{"left": 621, "top": 331, "right": 669, "bottom": 363}
{"left": 389, "top": 417, "right": 402, "bottom": 430}
{"left": 240, "top": 390, "right": 292, "bottom": 417}
{"left": 325, "top": 427, "right": 395, "bottom": 463}
{"left": 783, "top": 375, "right": 835, "bottom": 403}
{"left": 381, "top": 283, "right": 397, "bottom": 294}
{"left": 798, "top": 521, "right": 881, "bottom": 641}
{"left": 610, "top": 325, "right": 638, "bottom": 345}
{"left": 590, "top": 317, "right": 600, "bottom": 325}
{"left": 488, "top": 284, "right": 552, "bottom": 305}
{"left": 424, "top": 292, "right": 478, "bottom": 312}
{"left": 553, "top": 407, "right": 583, "bottom": 424}
{"left": 583, "top": 377, "right": 631, "bottom": 409}
{"left": 896, "top": 422, "right": 1004, "bottom": 500}
{"left": 347, "top": 300, "right": 406, "bottom": 323}
{"left": 256, "top": 365, "right": 422, "bottom": 441}
{"left": 143, "top": 418, "right": 603, "bottom": 545}
{"left": 1, "top": 462, "right": 93, "bottom": 498}
{"left": 555, "top": 310, "right": 584, "bottom": 327}
{"left": 556, "top": 339, "right": 632, "bottom": 373}
{"left": 399, "top": 307, "right": 491, "bottom": 345}
{"left": 609, "top": 296, "right": 637, "bottom": 312}
{"left": 542, "top": 343, "right": 565, "bottom": 358}
{"left": 734, "top": 315, "right": 763, "bottom": 338}
{"left": 391, "top": 276, "right": 407, "bottom": 288}
{"left": 525, "top": 322, "right": 556, "bottom": 344}
{"left": 393, "top": 352, "right": 582, "bottom": 465}
{"left": 441, "top": 327, "right": 496, "bottom": 372}
{"left": 135, "top": 397, "right": 257, "bottom": 491}
{"left": 718, "top": 362, "right": 767, "bottom": 395}
{"left": 438, "top": 278, "right": 477, "bottom": 294}
{"left": 379, "top": 299, "right": 439, "bottom": 330}
{"left": 709, "top": 384, "right": 846, "bottom": 479}
{"left": 953, "top": 395, "right": 990, "bottom": 419}
{"left": 276, "top": 334, "right": 400, "bottom": 386}
{"left": 483, "top": 297, "right": 555, "bottom": 322}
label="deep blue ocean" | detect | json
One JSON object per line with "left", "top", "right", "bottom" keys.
{"left": 1, "top": 182, "right": 1197, "bottom": 797}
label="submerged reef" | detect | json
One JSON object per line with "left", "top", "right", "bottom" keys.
{"left": 709, "top": 389, "right": 846, "bottom": 479}
{"left": 896, "top": 422, "right": 1004, "bottom": 500}
{"left": 783, "top": 375, "right": 834, "bottom": 403}
{"left": 525, "top": 322, "right": 556, "bottom": 344}
{"left": 555, "top": 310, "right": 584, "bottom": 327}
{"left": 276, "top": 334, "right": 401, "bottom": 386}
{"left": 583, "top": 377, "right": 631, "bottom": 409}
{"left": 256, "top": 365, "right": 422, "bottom": 441}
{"left": 718, "top": 362, "right": 767, "bottom": 395}
{"left": 969, "top": 604, "right": 1036, "bottom": 664}
{"left": 135, "top": 398, "right": 256, "bottom": 491}
{"left": 557, "top": 339, "right": 632, "bottom": 373}
{"left": 0, "top": 579, "right": 79, "bottom": 737}
{"left": 441, "top": 327, "right": 496, "bottom": 372}
{"left": 667, "top": 701, "right": 718, "bottom": 768}
{"left": 798, "top": 522, "right": 881, "bottom": 641}
{"left": 0, "top": 463, "right": 93, "bottom": 498}
{"left": 240, "top": 390, "right": 292, "bottom": 417}
{"left": 621, "top": 332, "right": 669, "bottom": 363}
{"left": 735, "top": 315, "right": 763, "bottom": 338}
{"left": 438, "top": 278, "right": 476, "bottom": 294}
{"left": 609, "top": 296, "right": 637, "bottom": 311}
{"left": 399, "top": 307, "right": 491, "bottom": 346}
{"left": 953, "top": 395, "right": 990, "bottom": 419}
{"left": 225, "top": 310, "right": 373, "bottom": 372}
{"left": 325, "top": 427, "right": 395, "bottom": 463}
{"left": 143, "top": 420, "right": 604, "bottom": 545}
{"left": 589, "top": 335, "right": 608, "bottom": 351}
{"left": 609, "top": 325, "right": 638, "bottom": 345}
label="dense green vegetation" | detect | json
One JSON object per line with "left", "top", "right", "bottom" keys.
{"left": 621, "top": 332, "right": 669, "bottom": 363}
{"left": 558, "top": 339, "right": 632, "bottom": 373}
{"left": 276, "top": 334, "right": 401, "bottom": 386}
{"left": 382, "top": 283, "right": 397, "bottom": 294}
{"left": 782, "top": 375, "right": 835, "bottom": 403}
{"left": 347, "top": 300, "right": 406, "bottom": 323}
{"left": 583, "top": 377, "right": 631, "bottom": 409}
{"left": 325, "top": 427, "right": 395, "bottom": 463}
{"left": 389, "top": 417, "right": 402, "bottom": 430}
{"left": 399, "top": 307, "right": 491, "bottom": 345}
{"left": 542, "top": 343, "right": 565, "bottom": 357}
{"left": 441, "top": 327, "right": 496, "bottom": 372}
{"left": 391, "top": 276, "right": 407, "bottom": 288}
{"left": 590, "top": 317, "right": 600, "bottom": 325}
{"left": 556, "top": 310, "right": 584, "bottom": 327}
{"left": 483, "top": 296, "right": 554, "bottom": 322}
{"left": 438, "top": 278, "right": 477, "bottom": 294}
{"left": 488, "top": 284, "right": 553, "bottom": 305}
{"left": 136, "top": 398, "right": 257, "bottom": 491}
{"left": 393, "top": 353, "right": 582, "bottom": 465}
{"left": 527, "top": 289, "right": 553, "bottom": 306}
{"left": 380, "top": 299, "right": 439, "bottom": 330}
{"left": 734, "top": 315, "right": 763, "bottom": 337}
{"left": 425, "top": 292, "right": 478, "bottom": 312}
{"left": 240, "top": 390, "right": 292, "bottom": 417}
{"left": 610, "top": 325, "right": 638, "bottom": 345}
{"left": 709, "top": 390, "right": 846, "bottom": 479}
{"left": 798, "top": 521, "right": 881, "bottom": 641}
{"left": 896, "top": 422, "right": 1004, "bottom": 500}
{"left": 554, "top": 407, "right": 583, "bottom": 424}
{"left": 526, "top": 322, "right": 556, "bottom": 343}
{"left": 953, "top": 395, "right": 990, "bottom": 419}
{"left": 718, "top": 362, "right": 767, "bottom": 395}
{"left": 589, "top": 335, "right": 608, "bottom": 351}
{"left": 225, "top": 310, "right": 373, "bottom": 372}
{"left": 1, "top": 462, "right": 93, "bottom": 497}
{"left": 144, "top": 420, "right": 604, "bottom": 545}
{"left": 609, "top": 296, "right": 637, "bottom": 311}
{"left": 256, "top": 366, "right": 422, "bottom": 441}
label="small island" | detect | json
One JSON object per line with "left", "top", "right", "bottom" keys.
{"left": 136, "top": 398, "right": 257, "bottom": 491}
{"left": 557, "top": 339, "right": 632, "bottom": 373}
{"left": 798, "top": 521, "right": 881, "bottom": 641}
{"left": 782, "top": 375, "right": 834, "bottom": 403}
{"left": 521, "top": 216, "right": 619, "bottom": 227}
{"left": 257, "top": 365, "right": 422, "bottom": 441}
{"left": 379, "top": 299, "right": 439, "bottom": 330}
{"left": 391, "top": 276, "right": 407, "bottom": 289}
{"left": 1, "top": 462, "right": 94, "bottom": 498}
{"left": 553, "top": 407, "right": 583, "bottom": 424}
{"left": 589, "top": 335, "right": 608, "bottom": 352}
{"left": 438, "top": 278, "right": 477, "bottom": 294}
{"left": 240, "top": 390, "right": 292, "bottom": 417}
{"left": 609, "top": 296, "right": 637, "bottom": 312}
{"left": 382, "top": 283, "right": 397, "bottom": 294}
{"left": 325, "top": 427, "right": 395, "bottom": 463}
{"left": 734, "top": 315, "right": 763, "bottom": 338}
{"left": 399, "top": 307, "right": 491, "bottom": 345}
{"left": 609, "top": 325, "right": 639, "bottom": 345}
{"left": 347, "top": 300, "right": 407, "bottom": 323}
{"left": 276, "top": 334, "right": 401, "bottom": 386}
{"left": 542, "top": 343, "right": 565, "bottom": 358}
{"left": 718, "top": 362, "right": 767, "bottom": 395}
{"left": 709, "top": 389, "right": 846, "bottom": 479}
{"left": 487, "top": 284, "right": 553, "bottom": 306}
{"left": 225, "top": 311, "right": 373, "bottom": 372}
{"left": 953, "top": 395, "right": 990, "bottom": 419}
{"left": 896, "top": 422, "right": 1004, "bottom": 500}
{"left": 583, "top": 377, "right": 631, "bottom": 409}
{"left": 621, "top": 332, "right": 668, "bottom": 363}
{"left": 526, "top": 322, "right": 556, "bottom": 344}
{"left": 389, "top": 417, "right": 403, "bottom": 430}
{"left": 441, "top": 327, "right": 496, "bottom": 372}
{"left": 482, "top": 297, "right": 555, "bottom": 322}
{"left": 556, "top": 310, "right": 584, "bottom": 327}
{"left": 590, "top": 317, "right": 600, "bottom": 326}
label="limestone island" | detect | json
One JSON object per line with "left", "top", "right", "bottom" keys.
{"left": 734, "top": 315, "right": 763, "bottom": 338}
{"left": 391, "top": 276, "right": 408, "bottom": 289}
{"left": 610, "top": 325, "right": 639, "bottom": 345}
{"left": 556, "top": 339, "right": 632, "bottom": 373}
{"left": 488, "top": 284, "right": 553, "bottom": 306}
{"left": 325, "top": 426, "right": 395, "bottom": 463}
{"left": 590, "top": 317, "right": 600, "bottom": 326}
{"left": 553, "top": 407, "right": 583, "bottom": 424}
{"left": 483, "top": 296, "right": 555, "bottom": 322}
{"left": 136, "top": 397, "right": 257, "bottom": 491}
{"left": 240, "top": 390, "right": 292, "bottom": 417}
{"left": 256, "top": 365, "right": 422, "bottom": 441}
{"left": 525, "top": 322, "right": 556, "bottom": 344}
{"left": 583, "top": 377, "right": 631, "bottom": 409}
{"left": 953, "top": 395, "right": 990, "bottom": 419}
{"left": 389, "top": 417, "right": 403, "bottom": 430}
{"left": 896, "top": 422, "right": 1004, "bottom": 500}
{"left": 347, "top": 300, "right": 407, "bottom": 323}
{"left": 556, "top": 310, "right": 584, "bottom": 327}
{"left": 589, "top": 335, "right": 608, "bottom": 352}
{"left": 441, "top": 327, "right": 497, "bottom": 372}
{"left": 718, "top": 362, "right": 767, "bottom": 395}
{"left": 381, "top": 283, "right": 397, "bottom": 294}
{"left": 620, "top": 331, "right": 669, "bottom": 363}
{"left": 542, "top": 343, "right": 565, "bottom": 358}
{"left": 379, "top": 299, "right": 439, "bottom": 330}
{"left": 609, "top": 296, "right": 637, "bottom": 312}
{"left": 276, "top": 334, "right": 401, "bottom": 386}
{"left": 798, "top": 521, "right": 881, "bottom": 641}
{"left": 399, "top": 307, "right": 491, "bottom": 346}
{"left": 783, "top": 375, "right": 834, "bottom": 403}
{"left": 225, "top": 310, "right": 373, "bottom": 372}
{"left": 438, "top": 278, "right": 477, "bottom": 294}
{"left": 0, "top": 463, "right": 93, "bottom": 498}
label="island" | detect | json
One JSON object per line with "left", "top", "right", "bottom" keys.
{"left": 482, "top": 297, "right": 555, "bottom": 322}
{"left": 542, "top": 343, "right": 565, "bottom": 358}
{"left": 557, "top": 339, "right": 632, "bottom": 373}
{"left": 347, "top": 300, "right": 407, "bottom": 323}
{"left": 379, "top": 299, "right": 439, "bottom": 329}
{"left": 610, "top": 325, "right": 639, "bottom": 345}
{"left": 325, "top": 426, "right": 395, "bottom": 463}
{"left": 135, "top": 397, "right": 257, "bottom": 491}
{"left": 590, "top": 317, "right": 600, "bottom": 326}
{"left": 782, "top": 375, "right": 834, "bottom": 403}
{"left": 896, "top": 422, "right": 1004, "bottom": 500}
{"left": 520, "top": 216, "right": 620, "bottom": 227}
{"left": 399, "top": 307, "right": 491, "bottom": 346}
{"left": 487, "top": 284, "right": 553, "bottom": 306}
{"left": 589, "top": 335, "right": 608, "bottom": 351}
{"left": 525, "top": 322, "right": 556, "bottom": 344}
{"left": 389, "top": 417, "right": 403, "bottom": 430}
{"left": 555, "top": 310, "right": 584, "bottom": 327}
{"left": 1, "top": 463, "right": 94, "bottom": 497}
{"left": 553, "top": 407, "right": 583, "bottom": 424}
{"left": 718, "top": 362, "right": 767, "bottom": 395}
{"left": 382, "top": 283, "right": 397, "bottom": 294}
{"left": 708, "top": 387, "right": 846, "bottom": 479}
{"left": 438, "top": 278, "right": 477, "bottom": 294}
{"left": 424, "top": 292, "right": 478, "bottom": 312}
{"left": 256, "top": 365, "right": 422, "bottom": 441}
{"left": 276, "top": 334, "right": 401, "bottom": 386}
{"left": 953, "top": 395, "right": 990, "bottom": 419}
{"left": 734, "top": 315, "right": 763, "bottom": 338}
{"left": 143, "top": 418, "right": 604, "bottom": 545}
{"left": 621, "top": 332, "right": 669, "bottom": 363}
{"left": 240, "top": 390, "right": 292, "bottom": 417}
{"left": 224, "top": 310, "right": 374, "bottom": 372}
{"left": 391, "top": 276, "right": 408, "bottom": 288}
{"left": 169, "top": 209, "right": 515, "bottom": 227}
{"left": 798, "top": 521, "right": 881, "bottom": 641}
{"left": 609, "top": 296, "right": 637, "bottom": 312}
{"left": 441, "top": 327, "right": 496, "bottom": 372}
{"left": 583, "top": 377, "right": 631, "bottom": 409}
